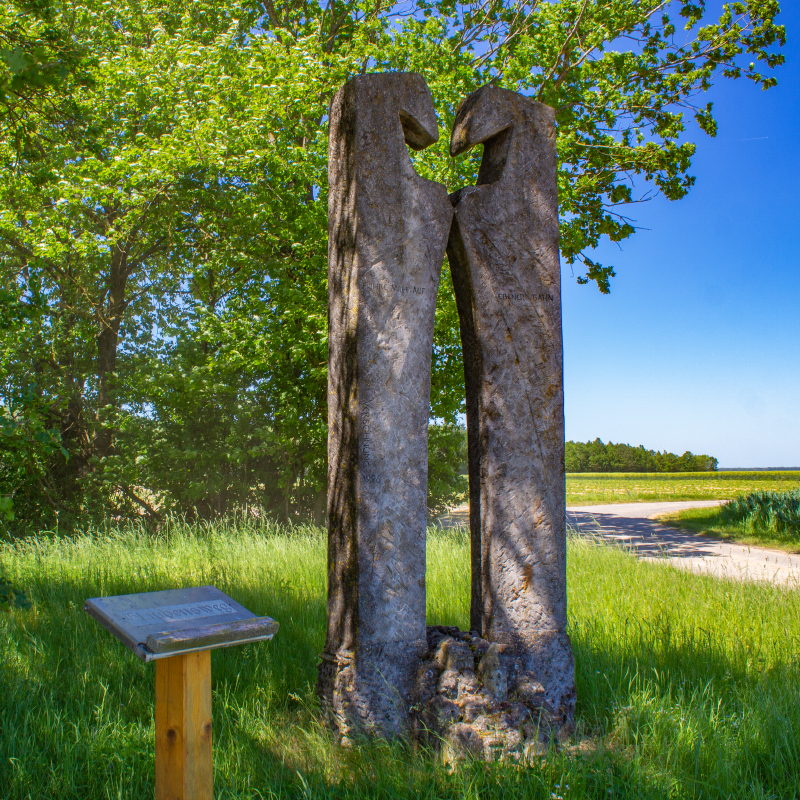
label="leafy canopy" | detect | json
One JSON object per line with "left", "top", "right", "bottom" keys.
{"left": 0, "top": 0, "right": 785, "bottom": 525}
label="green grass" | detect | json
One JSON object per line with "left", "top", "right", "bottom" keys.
{"left": 659, "top": 490, "right": 800, "bottom": 553}
{"left": 1, "top": 516, "right": 799, "bottom": 799}
{"left": 566, "top": 470, "right": 800, "bottom": 506}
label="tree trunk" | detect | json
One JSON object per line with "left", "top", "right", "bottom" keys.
{"left": 94, "top": 243, "right": 129, "bottom": 460}
{"left": 312, "top": 489, "right": 326, "bottom": 527}
{"left": 283, "top": 469, "right": 295, "bottom": 524}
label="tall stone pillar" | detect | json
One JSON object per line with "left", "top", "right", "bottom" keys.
{"left": 318, "top": 73, "right": 453, "bottom": 738}
{"left": 446, "top": 86, "right": 575, "bottom": 721}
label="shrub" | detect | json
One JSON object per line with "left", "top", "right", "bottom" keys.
{"left": 427, "top": 423, "right": 468, "bottom": 519}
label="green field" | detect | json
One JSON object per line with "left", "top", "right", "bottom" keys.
{"left": 1, "top": 517, "right": 799, "bottom": 799}
{"left": 566, "top": 471, "right": 800, "bottom": 506}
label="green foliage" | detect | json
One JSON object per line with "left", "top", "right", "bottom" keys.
{"left": 0, "top": 574, "right": 31, "bottom": 611}
{"left": 0, "top": 384, "right": 69, "bottom": 523}
{"left": 566, "top": 438, "right": 718, "bottom": 473}
{"left": 721, "top": 489, "right": 800, "bottom": 538}
{"left": 1, "top": 519, "right": 799, "bottom": 798}
{"left": 0, "top": 0, "right": 785, "bottom": 524}
{"left": 0, "top": 0, "right": 97, "bottom": 153}
{"left": 660, "top": 487, "right": 800, "bottom": 551}
{"left": 128, "top": 289, "right": 328, "bottom": 522}
{"left": 427, "top": 423, "right": 467, "bottom": 518}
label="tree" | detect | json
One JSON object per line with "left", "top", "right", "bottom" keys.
{"left": 0, "top": 0, "right": 784, "bottom": 525}
{"left": 1, "top": 1, "right": 279, "bottom": 522}
{"left": 565, "top": 438, "right": 718, "bottom": 472}
{"left": 0, "top": 0, "right": 97, "bottom": 153}
{"left": 427, "top": 423, "right": 468, "bottom": 518}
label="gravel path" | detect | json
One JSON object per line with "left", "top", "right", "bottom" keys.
{"left": 439, "top": 500, "right": 800, "bottom": 587}
{"left": 568, "top": 501, "right": 800, "bottom": 587}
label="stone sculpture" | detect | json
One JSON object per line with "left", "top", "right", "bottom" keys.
{"left": 318, "top": 72, "right": 453, "bottom": 739}
{"left": 320, "top": 74, "right": 575, "bottom": 750}
{"left": 446, "top": 85, "right": 575, "bottom": 721}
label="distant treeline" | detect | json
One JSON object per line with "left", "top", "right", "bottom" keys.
{"left": 566, "top": 439, "right": 718, "bottom": 473}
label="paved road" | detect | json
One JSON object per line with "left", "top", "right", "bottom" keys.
{"left": 567, "top": 501, "right": 800, "bottom": 587}
{"left": 439, "top": 501, "right": 800, "bottom": 587}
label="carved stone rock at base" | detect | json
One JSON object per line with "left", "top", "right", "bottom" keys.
{"left": 413, "top": 626, "right": 571, "bottom": 762}
{"left": 442, "top": 723, "right": 485, "bottom": 763}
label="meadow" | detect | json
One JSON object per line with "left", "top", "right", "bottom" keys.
{"left": 565, "top": 471, "right": 800, "bottom": 506}
{"left": 1, "top": 517, "right": 799, "bottom": 799}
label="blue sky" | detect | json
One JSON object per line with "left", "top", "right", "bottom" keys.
{"left": 561, "top": 5, "right": 799, "bottom": 468}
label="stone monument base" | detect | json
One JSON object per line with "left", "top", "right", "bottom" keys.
{"left": 411, "top": 626, "right": 574, "bottom": 763}
{"left": 317, "top": 640, "right": 427, "bottom": 743}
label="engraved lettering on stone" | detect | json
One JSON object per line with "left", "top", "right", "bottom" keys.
{"left": 362, "top": 281, "right": 426, "bottom": 296}
{"left": 495, "top": 292, "right": 554, "bottom": 302}
{"left": 123, "top": 601, "right": 235, "bottom": 627}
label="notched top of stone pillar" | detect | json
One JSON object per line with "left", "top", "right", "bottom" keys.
{"left": 399, "top": 106, "right": 438, "bottom": 151}
{"left": 328, "top": 72, "right": 449, "bottom": 270}
{"left": 450, "top": 84, "right": 556, "bottom": 189}
{"left": 332, "top": 71, "right": 440, "bottom": 155}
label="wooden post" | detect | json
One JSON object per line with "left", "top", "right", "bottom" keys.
{"left": 155, "top": 651, "right": 213, "bottom": 800}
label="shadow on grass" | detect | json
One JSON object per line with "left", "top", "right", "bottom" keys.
{"left": 568, "top": 510, "right": 729, "bottom": 559}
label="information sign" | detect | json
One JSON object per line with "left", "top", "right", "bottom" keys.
{"left": 85, "top": 585, "right": 278, "bottom": 661}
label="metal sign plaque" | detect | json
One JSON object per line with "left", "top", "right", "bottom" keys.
{"left": 85, "top": 585, "right": 278, "bottom": 662}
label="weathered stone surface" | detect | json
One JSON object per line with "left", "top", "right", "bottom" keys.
{"left": 446, "top": 85, "right": 575, "bottom": 720}
{"left": 413, "top": 625, "right": 567, "bottom": 763}
{"left": 319, "top": 72, "right": 453, "bottom": 738}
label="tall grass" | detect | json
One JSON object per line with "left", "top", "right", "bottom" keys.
{"left": 663, "top": 490, "right": 800, "bottom": 550}
{"left": 720, "top": 490, "right": 800, "bottom": 541}
{"left": 1, "top": 516, "right": 799, "bottom": 799}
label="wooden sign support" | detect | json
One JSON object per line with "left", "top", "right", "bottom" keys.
{"left": 84, "top": 586, "right": 278, "bottom": 799}
{"left": 155, "top": 651, "right": 213, "bottom": 800}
